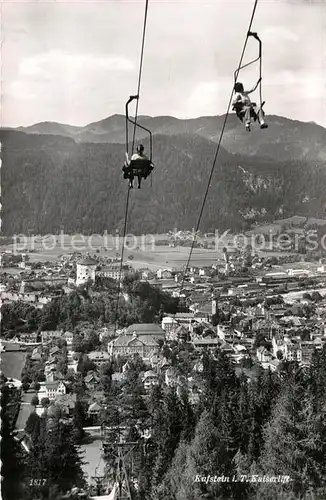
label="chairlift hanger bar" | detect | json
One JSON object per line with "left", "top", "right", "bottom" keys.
{"left": 234, "top": 31, "right": 262, "bottom": 82}
{"left": 125, "top": 95, "right": 153, "bottom": 162}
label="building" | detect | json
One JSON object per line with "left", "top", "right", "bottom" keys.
{"left": 38, "top": 381, "right": 66, "bottom": 401}
{"left": 76, "top": 258, "right": 97, "bottom": 286}
{"left": 31, "top": 347, "right": 42, "bottom": 362}
{"left": 317, "top": 260, "right": 326, "bottom": 273}
{"left": 87, "top": 402, "right": 103, "bottom": 417}
{"left": 19, "top": 332, "right": 39, "bottom": 343}
{"left": 45, "top": 370, "right": 63, "bottom": 383}
{"left": 67, "top": 358, "right": 78, "bottom": 373}
{"left": 140, "top": 268, "right": 155, "bottom": 280}
{"left": 157, "top": 269, "right": 173, "bottom": 279}
{"left": 142, "top": 370, "right": 159, "bottom": 391}
{"left": 301, "top": 341, "right": 318, "bottom": 364}
{"left": 191, "top": 335, "right": 221, "bottom": 351}
{"left": 41, "top": 330, "right": 63, "bottom": 344}
{"left": 161, "top": 316, "right": 179, "bottom": 333}
{"left": 88, "top": 351, "right": 110, "bottom": 365}
{"left": 171, "top": 325, "right": 189, "bottom": 342}
{"left": 256, "top": 347, "right": 273, "bottom": 363}
{"left": 261, "top": 359, "right": 279, "bottom": 372}
{"left": 287, "top": 269, "right": 311, "bottom": 278}
{"left": 49, "top": 346, "right": 60, "bottom": 357}
{"left": 111, "top": 372, "right": 127, "bottom": 384}
{"left": 161, "top": 313, "right": 194, "bottom": 334}
{"left": 98, "top": 263, "right": 130, "bottom": 280}
{"left": 272, "top": 336, "right": 302, "bottom": 362}
{"left": 189, "top": 301, "right": 214, "bottom": 322}
{"left": 123, "top": 323, "right": 166, "bottom": 340}
{"left": 84, "top": 371, "right": 101, "bottom": 390}
{"left": 108, "top": 333, "right": 159, "bottom": 360}
{"left": 64, "top": 331, "right": 74, "bottom": 346}
{"left": 284, "top": 343, "right": 302, "bottom": 362}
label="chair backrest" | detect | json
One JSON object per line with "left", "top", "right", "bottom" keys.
{"left": 130, "top": 159, "right": 152, "bottom": 170}
{"left": 130, "top": 159, "right": 152, "bottom": 178}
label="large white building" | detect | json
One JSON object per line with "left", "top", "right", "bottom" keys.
{"left": 98, "top": 263, "right": 130, "bottom": 280}
{"left": 76, "top": 258, "right": 97, "bottom": 286}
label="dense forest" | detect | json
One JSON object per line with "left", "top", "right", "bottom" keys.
{"left": 142, "top": 348, "right": 326, "bottom": 500}
{"left": 1, "top": 129, "right": 326, "bottom": 235}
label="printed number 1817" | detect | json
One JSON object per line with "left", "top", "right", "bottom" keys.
{"left": 30, "top": 479, "right": 46, "bottom": 486}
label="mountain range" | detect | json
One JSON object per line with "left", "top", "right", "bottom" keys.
{"left": 15, "top": 113, "right": 326, "bottom": 162}
{"left": 1, "top": 113, "right": 326, "bottom": 236}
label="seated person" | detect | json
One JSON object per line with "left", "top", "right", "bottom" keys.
{"left": 131, "top": 144, "right": 149, "bottom": 161}
{"left": 122, "top": 144, "right": 153, "bottom": 189}
{"left": 232, "top": 79, "right": 268, "bottom": 131}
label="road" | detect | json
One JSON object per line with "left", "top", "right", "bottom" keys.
{"left": 80, "top": 428, "right": 105, "bottom": 484}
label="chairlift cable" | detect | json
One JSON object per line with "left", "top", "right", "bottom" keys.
{"left": 114, "top": 0, "right": 150, "bottom": 333}
{"left": 131, "top": 0, "right": 150, "bottom": 154}
{"left": 178, "top": 0, "right": 260, "bottom": 297}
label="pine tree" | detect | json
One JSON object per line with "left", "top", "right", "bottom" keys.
{"left": 247, "top": 367, "right": 281, "bottom": 463}
{"left": 154, "top": 440, "right": 196, "bottom": 500}
{"left": 178, "top": 386, "right": 197, "bottom": 442}
{"left": 309, "top": 345, "right": 326, "bottom": 411}
{"left": 182, "top": 410, "right": 222, "bottom": 499}
{"left": 151, "top": 387, "right": 183, "bottom": 487}
{"left": 25, "top": 416, "right": 87, "bottom": 498}
{"left": 256, "top": 383, "right": 326, "bottom": 500}
{"left": 1, "top": 386, "right": 25, "bottom": 499}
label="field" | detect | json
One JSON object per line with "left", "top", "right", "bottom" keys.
{"left": 2, "top": 234, "right": 223, "bottom": 270}
{"left": 1, "top": 349, "right": 27, "bottom": 380}
{"left": 1, "top": 232, "right": 297, "bottom": 272}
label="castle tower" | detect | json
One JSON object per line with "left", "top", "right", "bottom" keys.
{"left": 76, "top": 258, "right": 97, "bottom": 286}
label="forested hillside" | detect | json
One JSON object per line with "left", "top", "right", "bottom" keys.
{"left": 1, "top": 129, "right": 326, "bottom": 235}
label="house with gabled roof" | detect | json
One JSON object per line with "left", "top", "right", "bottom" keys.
{"left": 37, "top": 381, "right": 66, "bottom": 401}
{"left": 142, "top": 370, "right": 159, "bottom": 391}
{"left": 191, "top": 335, "right": 221, "bottom": 352}
{"left": 84, "top": 371, "right": 101, "bottom": 391}
{"left": 256, "top": 346, "right": 273, "bottom": 363}
{"left": 31, "top": 347, "right": 42, "bottom": 362}
{"left": 87, "top": 402, "right": 103, "bottom": 416}
{"left": 157, "top": 268, "right": 173, "bottom": 280}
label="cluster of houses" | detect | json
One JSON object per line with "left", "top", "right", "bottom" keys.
{"left": 0, "top": 252, "right": 136, "bottom": 307}
{"left": 17, "top": 272, "right": 326, "bottom": 428}
{"left": 27, "top": 328, "right": 112, "bottom": 422}
{"left": 2, "top": 245, "right": 326, "bottom": 435}
{"left": 2, "top": 244, "right": 325, "bottom": 311}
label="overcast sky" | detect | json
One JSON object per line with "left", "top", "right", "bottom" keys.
{"left": 2, "top": 0, "right": 326, "bottom": 127}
